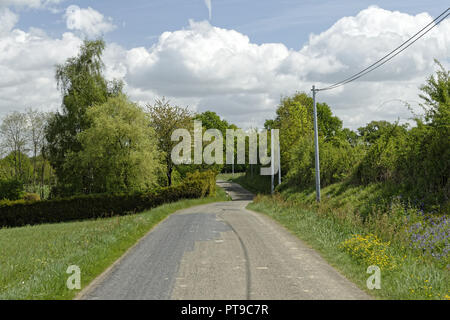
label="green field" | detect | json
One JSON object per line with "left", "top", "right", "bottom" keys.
{"left": 0, "top": 188, "right": 229, "bottom": 300}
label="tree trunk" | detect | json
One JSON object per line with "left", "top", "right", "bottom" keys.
{"left": 167, "top": 166, "right": 172, "bottom": 186}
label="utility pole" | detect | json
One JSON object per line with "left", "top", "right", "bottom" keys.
{"left": 277, "top": 136, "right": 281, "bottom": 185}
{"left": 312, "top": 85, "right": 321, "bottom": 202}
{"left": 271, "top": 129, "right": 274, "bottom": 194}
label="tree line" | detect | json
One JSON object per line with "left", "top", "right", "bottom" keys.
{"left": 1, "top": 38, "right": 447, "bottom": 213}
{"left": 0, "top": 39, "right": 237, "bottom": 200}
{"left": 264, "top": 60, "right": 449, "bottom": 212}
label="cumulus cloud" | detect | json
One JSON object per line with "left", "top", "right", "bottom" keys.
{"left": 0, "top": 27, "right": 82, "bottom": 118}
{"left": 115, "top": 7, "right": 448, "bottom": 128}
{"left": 0, "top": 0, "right": 63, "bottom": 9}
{"left": 64, "top": 5, "right": 116, "bottom": 38}
{"left": 0, "top": 7, "right": 18, "bottom": 35}
{"left": 1, "top": 6, "right": 449, "bottom": 130}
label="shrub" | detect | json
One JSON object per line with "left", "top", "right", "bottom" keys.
{"left": 22, "top": 193, "right": 41, "bottom": 202}
{"left": 0, "top": 170, "right": 217, "bottom": 228}
{"left": 0, "top": 179, "right": 24, "bottom": 200}
{"left": 340, "top": 233, "right": 398, "bottom": 271}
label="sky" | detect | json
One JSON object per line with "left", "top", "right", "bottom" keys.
{"left": 0, "top": 0, "right": 449, "bottom": 129}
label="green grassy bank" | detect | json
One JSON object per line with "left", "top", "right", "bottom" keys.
{"left": 232, "top": 174, "right": 449, "bottom": 300}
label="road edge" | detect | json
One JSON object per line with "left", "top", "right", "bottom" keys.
{"left": 75, "top": 195, "right": 230, "bottom": 300}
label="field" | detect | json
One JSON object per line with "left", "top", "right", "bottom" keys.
{"left": 0, "top": 187, "right": 229, "bottom": 300}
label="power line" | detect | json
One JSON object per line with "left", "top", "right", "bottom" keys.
{"left": 317, "top": 8, "right": 449, "bottom": 91}
{"left": 310, "top": 8, "right": 449, "bottom": 202}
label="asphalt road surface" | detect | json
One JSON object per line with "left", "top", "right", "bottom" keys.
{"left": 79, "top": 181, "right": 371, "bottom": 300}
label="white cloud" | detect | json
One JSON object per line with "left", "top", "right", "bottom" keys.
{"left": 0, "top": 28, "right": 82, "bottom": 118}
{"left": 113, "top": 7, "right": 448, "bottom": 129}
{"left": 64, "top": 5, "right": 116, "bottom": 38}
{"left": 0, "top": 7, "right": 18, "bottom": 36}
{"left": 1, "top": 6, "right": 449, "bottom": 130}
{"left": 0, "top": 0, "right": 63, "bottom": 9}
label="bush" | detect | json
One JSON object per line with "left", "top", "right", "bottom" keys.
{"left": 285, "top": 136, "right": 362, "bottom": 188}
{"left": 0, "top": 170, "right": 217, "bottom": 228}
{"left": 0, "top": 179, "right": 24, "bottom": 200}
{"left": 340, "top": 233, "right": 398, "bottom": 271}
{"left": 22, "top": 193, "right": 41, "bottom": 202}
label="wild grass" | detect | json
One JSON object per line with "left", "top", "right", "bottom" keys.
{"left": 248, "top": 194, "right": 449, "bottom": 300}
{"left": 0, "top": 187, "right": 229, "bottom": 300}
{"left": 233, "top": 172, "right": 449, "bottom": 299}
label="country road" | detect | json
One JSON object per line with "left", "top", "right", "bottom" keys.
{"left": 79, "top": 181, "right": 371, "bottom": 300}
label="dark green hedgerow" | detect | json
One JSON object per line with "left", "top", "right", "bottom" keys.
{"left": 0, "top": 171, "right": 216, "bottom": 228}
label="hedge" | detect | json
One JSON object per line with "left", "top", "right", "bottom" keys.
{"left": 0, "top": 179, "right": 24, "bottom": 201}
{"left": 0, "top": 171, "right": 217, "bottom": 228}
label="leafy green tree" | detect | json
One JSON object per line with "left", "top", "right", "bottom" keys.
{"left": 419, "top": 59, "right": 449, "bottom": 126}
{"left": 357, "top": 120, "right": 401, "bottom": 145}
{"left": 65, "top": 95, "right": 163, "bottom": 194}
{"left": 195, "top": 111, "right": 230, "bottom": 133}
{"left": 0, "top": 179, "right": 24, "bottom": 200}
{"left": 193, "top": 111, "right": 243, "bottom": 174}
{"left": 340, "top": 128, "right": 360, "bottom": 147}
{"left": 396, "top": 60, "right": 449, "bottom": 206}
{"left": 146, "top": 98, "right": 193, "bottom": 186}
{"left": 355, "top": 122, "right": 408, "bottom": 184}
{"left": 267, "top": 92, "right": 343, "bottom": 176}
{"left": 45, "top": 39, "right": 122, "bottom": 195}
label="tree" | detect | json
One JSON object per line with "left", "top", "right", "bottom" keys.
{"left": 65, "top": 95, "right": 163, "bottom": 194}
{"left": 195, "top": 111, "right": 230, "bottom": 133}
{"left": 397, "top": 60, "right": 450, "bottom": 203}
{"left": 0, "top": 111, "right": 28, "bottom": 180}
{"left": 26, "top": 108, "right": 49, "bottom": 186}
{"left": 266, "top": 92, "right": 343, "bottom": 175}
{"left": 45, "top": 39, "right": 123, "bottom": 195}
{"left": 193, "top": 111, "right": 234, "bottom": 173}
{"left": 419, "top": 59, "right": 449, "bottom": 129}
{"left": 357, "top": 120, "right": 400, "bottom": 145}
{"left": 146, "top": 98, "right": 193, "bottom": 186}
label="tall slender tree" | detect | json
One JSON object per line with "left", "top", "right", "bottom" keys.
{"left": 45, "top": 39, "right": 122, "bottom": 196}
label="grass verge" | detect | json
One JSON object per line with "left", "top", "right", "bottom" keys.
{"left": 248, "top": 194, "right": 449, "bottom": 300}
{"left": 0, "top": 187, "right": 229, "bottom": 300}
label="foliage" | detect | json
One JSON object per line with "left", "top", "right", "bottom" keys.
{"left": 355, "top": 122, "right": 408, "bottom": 184}
{"left": 190, "top": 111, "right": 232, "bottom": 174}
{"left": 22, "top": 193, "right": 41, "bottom": 202}
{"left": 407, "top": 213, "right": 449, "bottom": 265}
{"left": 266, "top": 93, "right": 343, "bottom": 175}
{"left": 285, "top": 135, "right": 362, "bottom": 188}
{"left": 340, "top": 233, "right": 397, "bottom": 271}
{"left": 271, "top": 62, "right": 449, "bottom": 212}
{"left": 63, "top": 95, "right": 163, "bottom": 195}
{"left": 0, "top": 179, "right": 24, "bottom": 200}
{"left": 146, "top": 98, "right": 193, "bottom": 186}
{"left": 0, "top": 170, "right": 217, "bottom": 228}
{"left": 249, "top": 195, "right": 449, "bottom": 300}
{"left": 0, "top": 112, "right": 28, "bottom": 180}
{"left": 45, "top": 39, "right": 123, "bottom": 195}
